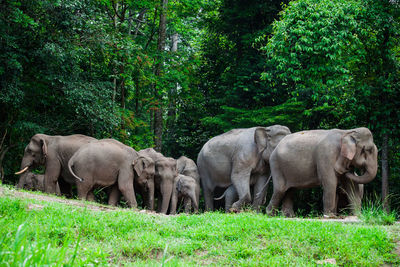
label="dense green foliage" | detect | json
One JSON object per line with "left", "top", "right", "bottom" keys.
{"left": 1, "top": 0, "right": 400, "bottom": 212}
{"left": 0, "top": 188, "right": 399, "bottom": 266}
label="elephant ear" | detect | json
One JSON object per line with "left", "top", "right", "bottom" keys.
{"left": 133, "top": 157, "right": 145, "bottom": 177}
{"left": 176, "top": 177, "right": 183, "bottom": 192}
{"left": 40, "top": 138, "right": 47, "bottom": 158}
{"left": 341, "top": 132, "right": 357, "bottom": 160}
{"left": 254, "top": 127, "right": 270, "bottom": 154}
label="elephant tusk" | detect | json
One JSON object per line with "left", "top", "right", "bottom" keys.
{"left": 15, "top": 166, "right": 29, "bottom": 175}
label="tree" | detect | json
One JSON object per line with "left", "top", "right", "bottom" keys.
{"left": 263, "top": 0, "right": 400, "bottom": 207}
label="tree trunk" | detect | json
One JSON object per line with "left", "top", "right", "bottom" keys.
{"left": 166, "top": 33, "right": 178, "bottom": 151}
{"left": 381, "top": 133, "right": 389, "bottom": 211}
{"left": 112, "top": 1, "right": 119, "bottom": 106}
{"left": 153, "top": 0, "right": 168, "bottom": 152}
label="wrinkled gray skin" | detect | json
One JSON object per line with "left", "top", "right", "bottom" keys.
{"left": 107, "top": 152, "right": 156, "bottom": 210}
{"left": 17, "top": 172, "right": 61, "bottom": 194}
{"left": 177, "top": 156, "right": 200, "bottom": 213}
{"left": 16, "top": 134, "right": 96, "bottom": 194}
{"left": 267, "top": 128, "right": 378, "bottom": 217}
{"left": 139, "top": 148, "right": 178, "bottom": 214}
{"left": 197, "top": 125, "right": 291, "bottom": 212}
{"left": 170, "top": 174, "right": 199, "bottom": 215}
{"left": 68, "top": 139, "right": 155, "bottom": 208}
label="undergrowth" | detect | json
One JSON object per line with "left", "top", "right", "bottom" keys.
{"left": 358, "top": 194, "right": 397, "bottom": 225}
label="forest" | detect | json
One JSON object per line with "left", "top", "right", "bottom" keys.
{"left": 1, "top": 0, "right": 400, "bottom": 214}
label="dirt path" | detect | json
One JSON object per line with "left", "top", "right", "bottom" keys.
{"left": 0, "top": 186, "right": 146, "bottom": 213}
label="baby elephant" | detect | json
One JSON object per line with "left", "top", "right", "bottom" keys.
{"left": 169, "top": 174, "right": 199, "bottom": 214}
{"left": 16, "top": 172, "right": 61, "bottom": 194}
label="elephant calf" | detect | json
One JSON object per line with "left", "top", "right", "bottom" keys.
{"left": 177, "top": 156, "right": 200, "bottom": 212}
{"left": 17, "top": 172, "right": 61, "bottom": 194}
{"left": 169, "top": 174, "right": 199, "bottom": 215}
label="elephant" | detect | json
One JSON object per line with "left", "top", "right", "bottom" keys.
{"left": 266, "top": 127, "right": 378, "bottom": 217}
{"left": 177, "top": 156, "right": 200, "bottom": 212}
{"left": 15, "top": 134, "right": 96, "bottom": 194}
{"left": 197, "top": 125, "right": 291, "bottom": 212}
{"left": 139, "top": 148, "right": 178, "bottom": 214}
{"left": 67, "top": 139, "right": 155, "bottom": 208}
{"left": 169, "top": 174, "right": 199, "bottom": 214}
{"left": 107, "top": 152, "right": 156, "bottom": 210}
{"left": 16, "top": 172, "right": 61, "bottom": 194}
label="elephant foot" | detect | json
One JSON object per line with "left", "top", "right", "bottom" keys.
{"left": 282, "top": 209, "right": 295, "bottom": 218}
{"left": 228, "top": 207, "right": 240, "bottom": 213}
{"left": 266, "top": 205, "right": 277, "bottom": 216}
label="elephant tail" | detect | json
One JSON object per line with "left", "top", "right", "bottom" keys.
{"left": 255, "top": 175, "right": 272, "bottom": 199}
{"left": 214, "top": 190, "right": 227, "bottom": 201}
{"left": 67, "top": 157, "right": 84, "bottom": 182}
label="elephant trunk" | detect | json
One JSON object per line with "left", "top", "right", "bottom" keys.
{"left": 16, "top": 158, "right": 33, "bottom": 188}
{"left": 345, "top": 166, "right": 376, "bottom": 184}
{"left": 189, "top": 192, "right": 198, "bottom": 212}
{"left": 16, "top": 175, "right": 26, "bottom": 189}
{"left": 147, "top": 179, "right": 155, "bottom": 210}
{"left": 345, "top": 147, "right": 378, "bottom": 184}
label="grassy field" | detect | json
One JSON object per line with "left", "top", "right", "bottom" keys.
{"left": 0, "top": 186, "right": 399, "bottom": 266}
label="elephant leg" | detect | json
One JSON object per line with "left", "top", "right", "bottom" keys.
{"left": 108, "top": 184, "right": 121, "bottom": 206}
{"left": 44, "top": 159, "right": 61, "bottom": 194}
{"left": 169, "top": 186, "right": 179, "bottom": 215}
{"left": 87, "top": 191, "right": 95, "bottom": 202}
{"left": 77, "top": 183, "right": 91, "bottom": 201}
{"left": 117, "top": 169, "right": 137, "bottom": 208}
{"left": 224, "top": 186, "right": 238, "bottom": 212}
{"left": 266, "top": 165, "right": 287, "bottom": 216}
{"left": 201, "top": 173, "right": 214, "bottom": 211}
{"left": 159, "top": 180, "right": 173, "bottom": 214}
{"left": 252, "top": 174, "right": 269, "bottom": 211}
{"left": 157, "top": 194, "right": 163, "bottom": 212}
{"left": 184, "top": 197, "right": 192, "bottom": 213}
{"left": 266, "top": 186, "right": 286, "bottom": 216}
{"left": 281, "top": 188, "right": 295, "bottom": 217}
{"left": 321, "top": 172, "right": 338, "bottom": 217}
{"left": 230, "top": 167, "right": 252, "bottom": 212}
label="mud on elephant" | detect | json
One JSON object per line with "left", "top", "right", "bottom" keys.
{"left": 197, "top": 125, "right": 291, "bottom": 212}
{"left": 15, "top": 134, "right": 96, "bottom": 194}
{"left": 267, "top": 127, "right": 377, "bottom": 217}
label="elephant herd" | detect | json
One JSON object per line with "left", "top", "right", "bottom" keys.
{"left": 15, "top": 125, "right": 378, "bottom": 217}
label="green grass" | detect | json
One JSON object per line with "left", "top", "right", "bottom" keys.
{"left": 358, "top": 194, "right": 398, "bottom": 225}
{"left": 0, "top": 187, "right": 399, "bottom": 266}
